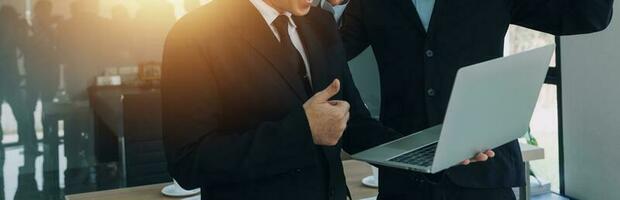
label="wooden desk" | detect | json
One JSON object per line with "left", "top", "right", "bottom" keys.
{"left": 67, "top": 144, "right": 544, "bottom": 200}
{"left": 90, "top": 86, "right": 170, "bottom": 187}
{"left": 65, "top": 160, "right": 376, "bottom": 200}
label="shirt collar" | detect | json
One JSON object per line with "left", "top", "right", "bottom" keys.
{"left": 249, "top": 0, "right": 297, "bottom": 29}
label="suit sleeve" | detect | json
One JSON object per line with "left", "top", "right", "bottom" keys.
{"left": 315, "top": 5, "right": 402, "bottom": 156}
{"left": 338, "top": 70, "right": 414, "bottom": 180}
{"left": 161, "top": 23, "right": 319, "bottom": 189}
{"left": 338, "top": 57, "right": 402, "bottom": 154}
{"left": 511, "top": 0, "right": 614, "bottom": 35}
{"left": 339, "top": 0, "right": 372, "bottom": 60}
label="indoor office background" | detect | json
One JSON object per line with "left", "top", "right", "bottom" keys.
{"left": 0, "top": 0, "right": 617, "bottom": 200}
{"left": 0, "top": 0, "right": 210, "bottom": 199}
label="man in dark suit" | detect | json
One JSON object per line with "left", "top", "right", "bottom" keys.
{"left": 161, "top": 0, "right": 494, "bottom": 199}
{"left": 322, "top": 0, "right": 614, "bottom": 199}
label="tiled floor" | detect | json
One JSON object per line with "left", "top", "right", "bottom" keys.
{"left": 1, "top": 100, "right": 127, "bottom": 200}
{"left": 0, "top": 142, "right": 123, "bottom": 200}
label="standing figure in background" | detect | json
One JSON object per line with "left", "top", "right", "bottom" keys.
{"left": 0, "top": 5, "right": 38, "bottom": 157}
{"left": 57, "top": 0, "right": 108, "bottom": 99}
{"left": 133, "top": 0, "right": 176, "bottom": 63}
{"left": 56, "top": 0, "right": 107, "bottom": 193}
{"left": 24, "top": 0, "right": 62, "bottom": 151}
{"left": 23, "top": 1, "right": 65, "bottom": 199}
{"left": 106, "top": 5, "right": 136, "bottom": 68}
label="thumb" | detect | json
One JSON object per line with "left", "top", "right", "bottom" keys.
{"left": 313, "top": 79, "right": 341, "bottom": 103}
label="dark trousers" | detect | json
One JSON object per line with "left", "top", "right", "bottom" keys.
{"left": 378, "top": 172, "right": 516, "bottom": 200}
{"left": 26, "top": 88, "right": 59, "bottom": 148}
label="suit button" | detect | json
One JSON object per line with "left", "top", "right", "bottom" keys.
{"left": 425, "top": 50, "right": 434, "bottom": 57}
{"left": 427, "top": 88, "right": 436, "bottom": 97}
{"left": 295, "top": 169, "right": 302, "bottom": 173}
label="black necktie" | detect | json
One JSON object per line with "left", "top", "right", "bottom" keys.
{"left": 272, "top": 15, "right": 313, "bottom": 95}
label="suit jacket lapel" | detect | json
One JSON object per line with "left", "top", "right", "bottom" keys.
{"left": 392, "top": 0, "right": 427, "bottom": 34}
{"left": 426, "top": 0, "right": 444, "bottom": 35}
{"left": 293, "top": 16, "right": 332, "bottom": 93}
{"left": 294, "top": 14, "right": 345, "bottom": 190}
{"left": 231, "top": 0, "right": 309, "bottom": 100}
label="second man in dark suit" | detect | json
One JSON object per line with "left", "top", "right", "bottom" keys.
{"left": 323, "top": 0, "right": 614, "bottom": 199}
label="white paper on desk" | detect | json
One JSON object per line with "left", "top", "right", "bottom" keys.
{"left": 183, "top": 195, "right": 201, "bottom": 200}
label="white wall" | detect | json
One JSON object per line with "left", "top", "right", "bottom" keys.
{"left": 561, "top": 2, "right": 620, "bottom": 199}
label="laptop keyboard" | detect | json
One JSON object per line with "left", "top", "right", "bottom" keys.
{"left": 389, "top": 143, "right": 438, "bottom": 167}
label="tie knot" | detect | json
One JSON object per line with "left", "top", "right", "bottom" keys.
{"left": 273, "top": 15, "right": 290, "bottom": 34}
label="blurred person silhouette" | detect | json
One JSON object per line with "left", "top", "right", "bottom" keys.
{"left": 56, "top": 0, "right": 105, "bottom": 193}
{"left": 23, "top": 2, "right": 64, "bottom": 199}
{"left": 24, "top": 0, "right": 63, "bottom": 151}
{"left": 15, "top": 144, "right": 42, "bottom": 200}
{"left": 0, "top": 5, "right": 39, "bottom": 157}
{"left": 106, "top": 5, "right": 136, "bottom": 68}
{"left": 57, "top": 0, "right": 108, "bottom": 98}
{"left": 133, "top": 0, "right": 176, "bottom": 63}
{"left": 41, "top": 148, "right": 61, "bottom": 200}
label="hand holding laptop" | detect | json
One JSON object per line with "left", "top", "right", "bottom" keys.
{"left": 352, "top": 45, "right": 555, "bottom": 174}
{"left": 461, "top": 149, "right": 495, "bottom": 165}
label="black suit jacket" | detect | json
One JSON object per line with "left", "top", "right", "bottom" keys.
{"left": 161, "top": 1, "right": 399, "bottom": 200}
{"left": 338, "top": 0, "right": 614, "bottom": 195}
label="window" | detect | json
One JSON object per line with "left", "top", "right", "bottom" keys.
{"left": 506, "top": 25, "right": 560, "bottom": 192}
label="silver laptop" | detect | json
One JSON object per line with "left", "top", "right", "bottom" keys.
{"left": 351, "top": 45, "right": 555, "bottom": 174}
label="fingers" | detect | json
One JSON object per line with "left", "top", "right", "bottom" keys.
{"left": 485, "top": 150, "right": 495, "bottom": 158}
{"left": 326, "top": 112, "right": 348, "bottom": 146}
{"left": 312, "top": 79, "right": 341, "bottom": 103}
{"left": 328, "top": 101, "right": 349, "bottom": 119}
{"left": 468, "top": 152, "right": 489, "bottom": 163}
{"left": 461, "top": 159, "right": 471, "bottom": 165}
{"left": 328, "top": 100, "right": 350, "bottom": 122}
{"left": 328, "top": 100, "right": 350, "bottom": 111}
{"left": 462, "top": 150, "right": 494, "bottom": 166}
{"left": 474, "top": 152, "right": 489, "bottom": 162}
{"left": 329, "top": 100, "right": 350, "bottom": 135}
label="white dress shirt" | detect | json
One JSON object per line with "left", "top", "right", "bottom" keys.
{"left": 249, "top": 0, "right": 313, "bottom": 84}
